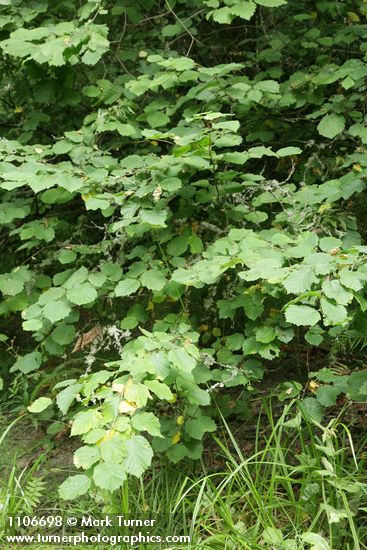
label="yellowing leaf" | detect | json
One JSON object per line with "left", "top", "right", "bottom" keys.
{"left": 112, "top": 382, "right": 125, "bottom": 393}
{"left": 118, "top": 400, "right": 138, "bottom": 414}
{"left": 172, "top": 432, "right": 181, "bottom": 444}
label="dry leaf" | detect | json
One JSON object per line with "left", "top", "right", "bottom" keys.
{"left": 72, "top": 325, "right": 103, "bottom": 353}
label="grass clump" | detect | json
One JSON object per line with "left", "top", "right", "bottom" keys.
{"left": 0, "top": 398, "right": 366, "bottom": 549}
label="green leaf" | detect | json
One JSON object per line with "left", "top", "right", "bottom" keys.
{"left": 140, "top": 270, "right": 166, "bottom": 291}
{"left": 300, "top": 532, "right": 329, "bottom": 550}
{"left": 255, "top": 326, "right": 276, "bottom": 343}
{"left": 59, "top": 475, "right": 91, "bottom": 500}
{"left": 51, "top": 323, "right": 75, "bottom": 345}
{"left": 84, "top": 197, "right": 110, "bottom": 211}
{"left": 226, "top": 333, "right": 244, "bottom": 350}
{"left": 319, "top": 236, "right": 341, "bottom": 252}
{"left": 43, "top": 300, "right": 72, "bottom": 323}
{"left": 305, "top": 328, "right": 324, "bottom": 346}
{"left": 299, "top": 397, "right": 324, "bottom": 424}
{"left": 160, "top": 177, "right": 182, "bottom": 192}
{"left": 320, "top": 298, "right": 348, "bottom": 324}
{"left": 63, "top": 267, "right": 89, "bottom": 289}
{"left": 22, "top": 319, "right": 43, "bottom": 331}
{"left": 184, "top": 415, "right": 216, "bottom": 440}
{"left": 0, "top": 276, "right": 24, "bottom": 295}
{"left": 276, "top": 146, "right": 302, "bottom": 157}
{"left": 254, "top": 80, "right": 280, "bottom": 94}
{"left": 140, "top": 209, "right": 167, "bottom": 227}
{"left": 131, "top": 412, "right": 162, "bottom": 437}
{"left": 58, "top": 249, "right": 77, "bottom": 264}
{"left": 168, "top": 348, "right": 196, "bottom": 371}
{"left": 115, "top": 278, "right": 140, "bottom": 297}
{"left": 167, "top": 233, "right": 189, "bottom": 256}
{"left": 28, "top": 397, "right": 52, "bottom": 413}
{"left": 339, "top": 269, "right": 363, "bottom": 291}
{"left": 211, "top": 7, "right": 233, "bottom": 24}
{"left": 321, "top": 280, "right": 352, "bottom": 305}
{"left": 71, "top": 410, "right": 101, "bottom": 436}
{"left": 116, "top": 123, "right": 137, "bottom": 137}
{"left": 73, "top": 445, "right": 100, "bottom": 469}
{"left": 347, "top": 370, "right": 367, "bottom": 401}
{"left": 124, "top": 383, "right": 151, "bottom": 407}
{"left": 255, "top": 0, "right": 286, "bottom": 5}
{"left": 67, "top": 283, "right": 97, "bottom": 305}
{"left": 230, "top": 2, "right": 256, "bottom": 20}
{"left": 124, "top": 435, "right": 153, "bottom": 477}
{"left": 285, "top": 305, "right": 321, "bottom": 326}
{"left": 323, "top": 504, "right": 348, "bottom": 524}
{"left": 283, "top": 268, "right": 318, "bottom": 294}
{"left": 89, "top": 272, "right": 107, "bottom": 287}
{"left": 56, "top": 383, "right": 82, "bottom": 415}
{"left": 146, "top": 111, "right": 170, "bottom": 128}
{"left": 93, "top": 462, "right": 127, "bottom": 491}
{"left": 144, "top": 379, "right": 173, "bottom": 401}
{"left": 317, "top": 114, "right": 345, "bottom": 139}
{"left": 11, "top": 351, "right": 42, "bottom": 374}
{"left": 188, "top": 234, "right": 203, "bottom": 254}
{"left": 316, "top": 386, "right": 340, "bottom": 407}
{"left": 262, "top": 527, "right": 284, "bottom": 545}
{"left": 99, "top": 435, "right": 127, "bottom": 463}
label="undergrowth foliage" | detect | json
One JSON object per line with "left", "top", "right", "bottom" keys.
{"left": 1, "top": 0, "right": 367, "bottom": 499}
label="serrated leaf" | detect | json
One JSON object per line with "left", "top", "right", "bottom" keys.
{"left": 144, "top": 379, "right": 173, "bottom": 400}
{"left": 160, "top": 177, "right": 182, "bottom": 192}
{"left": 276, "top": 146, "right": 302, "bottom": 157}
{"left": 115, "top": 278, "right": 140, "bottom": 296}
{"left": 67, "top": 283, "right": 97, "bottom": 305}
{"left": 317, "top": 114, "right": 345, "bottom": 139}
{"left": 124, "top": 435, "right": 153, "bottom": 477}
{"left": 168, "top": 348, "right": 196, "bottom": 371}
{"left": 255, "top": 326, "right": 276, "bottom": 343}
{"left": 305, "top": 328, "right": 324, "bottom": 346}
{"left": 51, "top": 323, "right": 75, "bottom": 345}
{"left": 58, "top": 249, "right": 77, "bottom": 264}
{"left": 71, "top": 410, "right": 101, "bottom": 436}
{"left": 124, "top": 383, "right": 151, "bottom": 407}
{"left": 93, "top": 462, "right": 126, "bottom": 491}
{"left": 299, "top": 397, "right": 324, "bottom": 424}
{"left": 131, "top": 412, "right": 162, "bottom": 437}
{"left": 316, "top": 385, "right": 340, "bottom": 407}
{"left": 339, "top": 269, "right": 363, "bottom": 291}
{"left": 22, "top": 319, "right": 43, "bottom": 331}
{"left": 99, "top": 435, "right": 127, "bottom": 463}
{"left": 140, "top": 270, "right": 166, "bottom": 291}
{"left": 283, "top": 268, "right": 318, "bottom": 294}
{"left": 184, "top": 415, "right": 216, "bottom": 440}
{"left": 28, "top": 397, "right": 52, "bottom": 413}
{"left": 56, "top": 383, "right": 82, "bottom": 415}
{"left": 140, "top": 209, "right": 167, "bottom": 227}
{"left": 255, "top": 0, "right": 287, "bottom": 5}
{"left": 230, "top": 1, "right": 256, "bottom": 20}
{"left": 211, "top": 7, "right": 233, "bottom": 24}
{"left": 146, "top": 111, "right": 170, "bottom": 128}
{"left": 43, "top": 300, "right": 72, "bottom": 323}
{"left": 320, "top": 298, "right": 348, "bottom": 324}
{"left": 73, "top": 445, "right": 100, "bottom": 469}
{"left": 300, "top": 532, "right": 329, "bottom": 550}
{"left": 59, "top": 475, "right": 91, "bottom": 500}
{"left": 321, "top": 279, "right": 352, "bottom": 305}
{"left": 11, "top": 351, "right": 42, "bottom": 374}
{"left": 285, "top": 305, "right": 321, "bottom": 326}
